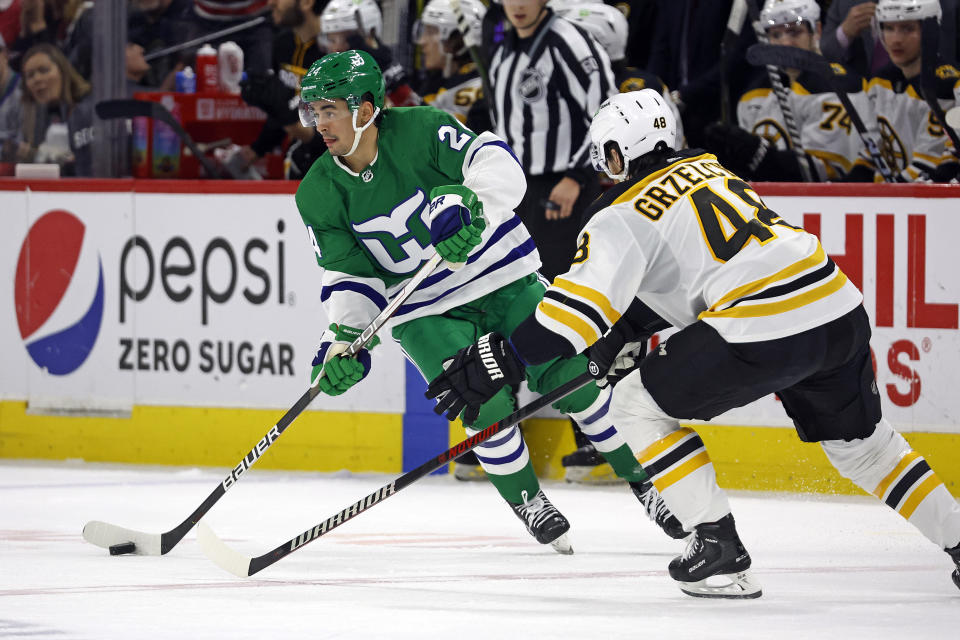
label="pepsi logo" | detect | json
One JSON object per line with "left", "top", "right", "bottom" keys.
{"left": 14, "top": 210, "right": 104, "bottom": 375}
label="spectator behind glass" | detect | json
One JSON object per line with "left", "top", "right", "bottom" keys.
{"left": 128, "top": 0, "right": 201, "bottom": 90}
{"left": 66, "top": 5, "right": 172, "bottom": 90}
{"left": 12, "top": 0, "right": 90, "bottom": 64}
{"left": 17, "top": 43, "right": 94, "bottom": 175}
{"left": 126, "top": 42, "right": 153, "bottom": 93}
{"left": 0, "top": 33, "right": 23, "bottom": 161}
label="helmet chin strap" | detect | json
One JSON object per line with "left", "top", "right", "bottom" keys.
{"left": 344, "top": 106, "right": 381, "bottom": 157}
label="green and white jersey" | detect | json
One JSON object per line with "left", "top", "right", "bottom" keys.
{"left": 737, "top": 65, "right": 870, "bottom": 181}
{"left": 296, "top": 106, "right": 539, "bottom": 331}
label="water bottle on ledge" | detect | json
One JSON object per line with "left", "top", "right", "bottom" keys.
{"left": 175, "top": 66, "right": 196, "bottom": 93}
{"left": 218, "top": 41, "right": 244, "bottom": 95}
{"left": 197, "top": 43, "right": 219, "bottom": 93}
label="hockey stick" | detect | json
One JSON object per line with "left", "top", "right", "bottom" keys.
{"left": 448, "top": 0, "right": 497, "bottom": 127}
{"left": 721, "top": 0, "right": 749, "bottom": 125}
{"left": 95, "top": 99, "right": 221, "bottom": 178}
{"left": 198, "top": 371, "right": 595, "bottom": 577}
{"left": 82, "top": 253, "right": 444, "bottom": 557}
{"left": 745, "top": 0, "right": 815, "bottom": 182}
{"left": 144, "top": 16, "right": 267, "bottom": 61}
{"left": 920, "top": 18, "right": 960, "bottom": 159}
{"left": 745, "top": 44, "right": 897, "bottom": 183}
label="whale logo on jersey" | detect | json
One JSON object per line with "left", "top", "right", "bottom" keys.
{"left": 352, "top": 189, "right": 432, "bottom": 275}
{"left": 14, "top": 210, "right": 105, "bottom": 375}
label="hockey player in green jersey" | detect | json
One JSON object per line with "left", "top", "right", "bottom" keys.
{"left": 294, "top": 50, "right": 683, "bottom": 552}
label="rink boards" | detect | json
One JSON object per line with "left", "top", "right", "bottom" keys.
{"left": 0, "top": 180, "right": 957, "bottom": 495}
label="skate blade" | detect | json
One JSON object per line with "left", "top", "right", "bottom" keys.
{"left": 563, "top": 464, "right": 622, "bottom": 485}
{"left": 677, "top": 570, "right": 762, "bottom": 599}
{"left": 549, "top": 533, "right": 574, "bottom": 555}
{"left": 452, "top": 464, "right": 487, "bottom": 482}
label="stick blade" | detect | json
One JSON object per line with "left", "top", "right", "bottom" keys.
{"left": 95, "top": 99, "right": 156, "bottom": 121}
{"left": 82, "top": 521, "right": 163, "bottom": 556}
{"left": 197, "top": 522, "right": 254, "bottom": 578}
{"left": 746, "top": 43, "right": 829, "bottom": 76}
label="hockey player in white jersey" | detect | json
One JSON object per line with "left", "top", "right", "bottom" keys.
{"left": 554, "top": 0, "right": 686, "bottom": 484}
{"left": 847, "top": 0, "right": 960, "bottom": 182}
{"left": 416, "top": 0, "right": 486, "bottom": 124}
{"left": 427, "top": 88, "right": 960, "bottom": 598}
{"left": 706, "top": 0, "right": 872, "bottom": 181}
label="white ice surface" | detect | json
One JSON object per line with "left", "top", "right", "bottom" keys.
{"left": 1, "top": 460, "right": 957, "bottom": 639}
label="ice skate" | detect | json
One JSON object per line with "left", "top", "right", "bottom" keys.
{"left": 509, "top": 489, "right": 573, "bottom": 555}
{"left": 452, "top": 450, "right": 486, "bottom": 482}
{"left": 668, "top": 514, "right": 761, "bottom": 599}
{"left": 947, "top": 542, "right": 960, "bottom": 590}
{"left": 561, "top": 444, "right": 620, "bottom": 485}
{"left": 629, "top": 480, "right": 687, "bottom": 540}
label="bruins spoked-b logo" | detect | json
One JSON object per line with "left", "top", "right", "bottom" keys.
{"left": 518, "top": 68, "right": 546, "bottom": 103}
{"left": 877, "top": 117, "right": 906, "bottom": 171}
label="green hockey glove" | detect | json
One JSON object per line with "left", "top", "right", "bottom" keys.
{"left": 428, "top": 185, "right": 486, "bottom": 269}
{"left": 310, "top": 323, "right": 379, "bottom": 396}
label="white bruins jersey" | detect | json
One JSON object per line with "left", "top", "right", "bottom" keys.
{"left": 738, "top": 65, "right": 870, "bottom": 180}
{"left": 535, "top": 151, "right": 863, "bottom": 348}
{"left": 423, "top": 64, "right": 483, "bottom": 124}
{"left": 855, "top": 62, "right": 960, "bottom": 181}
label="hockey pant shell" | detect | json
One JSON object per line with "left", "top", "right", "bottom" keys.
{"left": 605, "top": 370, "right": 731, "bottom": 531}
{"left": 393, "top": 274, "right": 600, "bottom": 504}
{"left": 821, "top": 418, "right": 960, "bottom": 550}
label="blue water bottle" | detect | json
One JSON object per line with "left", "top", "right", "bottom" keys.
{"left": 175, "top": 66, "right": 196, "bottom": 94}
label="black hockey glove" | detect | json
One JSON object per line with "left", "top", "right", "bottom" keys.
{"left": 586, "top": 325, "right": 646, "bottom": 388}
{"left": 704, "top": 122, "right": 767, "bottom": 178}
{"left": 425, "top": 332, "right": 525, "bottom": 425}
{"left": 240, "top": 72, "right": 298, "bottom": 125}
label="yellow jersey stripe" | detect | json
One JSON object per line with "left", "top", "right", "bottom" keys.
{"left": 873, "top": 451, "right": 921, "bottom": 498}
{"left": 741, "top": 88, "right": 773, "bottom": 103}
{"left": 708, "top": 244, "right": 827, "bottom": 312}
{"left": 914, "top": 151, "right": 941, "bottom": 164}
{"left": 899, "top": 474, "right": 941, "bottom": 520}
{"left": 612, "top": 153, "right": 719, "bottom": 206}
{"left": 702, "top": 269, "right": 848, "bottom": 319}
{"left": 637, "top": 428, "right": 697, "bottom": 465}
{"left": 807, "top": 148, "right": 853, "bottom": 171}
{"left": 552, "top": 278, "right": 623, "bottom": 326}
{"left": 537, "top": 300, "right": 600, "bottom": 346}
{"left": 654, "top": 451, "right": 712, "bottom": 492}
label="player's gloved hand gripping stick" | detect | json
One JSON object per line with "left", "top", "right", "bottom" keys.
{"left": 310, "top": 323, "right": 381, "bottom": 396}
{"left": 82, "top": 252, "right": 444, "bottom": 557}
{"left": 428, "top": 185, "right": 487, "bottom": 270}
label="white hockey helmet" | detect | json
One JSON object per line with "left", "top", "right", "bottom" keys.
{"left": 759, "top": 0, "right": 821, "bottom": 31}
{"left": 558, "top": 3, "right": 629, "bottom": 62}
{"left": 875, "top": 0, "right": 942, "bottom": 23}
{"left": 420, "top": 0, "right": 487, "bottom": 45}
{"left": 321, "top": 0, "right": 384, "bottom": 40}
{"left": 589, "top": 89, "right": 678, "bottom": 181}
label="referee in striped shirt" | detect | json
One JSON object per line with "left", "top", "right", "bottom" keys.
{"left": 489, "top": 0, "right": 616, "bottom": 279}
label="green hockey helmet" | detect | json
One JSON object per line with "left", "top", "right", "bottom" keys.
{"left": 300, "top": 50, "right": 385, "bottom": 111}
